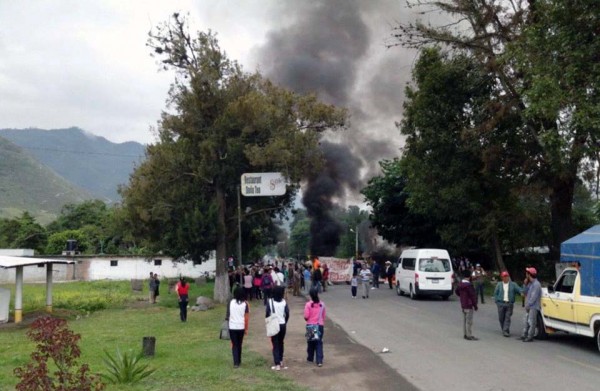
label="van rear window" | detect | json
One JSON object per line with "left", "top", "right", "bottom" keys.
{"left": 418, "top": 258, "right": 451, "bottom": 272}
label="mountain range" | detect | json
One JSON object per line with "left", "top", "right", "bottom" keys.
{"left": 0, "top": 127, "right": 146, "bottom": 224}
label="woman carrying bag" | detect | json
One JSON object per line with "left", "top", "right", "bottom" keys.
{"left": 226, "top": 286, "right": 249, "bottom": 368}
{"left": 304, "top": 287, "right": 326, "bottom": 367}
{"left": 266, "top": 286, "right": 289, "bottom": 371}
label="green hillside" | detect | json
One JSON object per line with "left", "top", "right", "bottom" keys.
{"left": 0, "top": 127, "right": 145, "bottom": 202}
{"left": 0, "top": 137, "right": 92, "bottom": 224}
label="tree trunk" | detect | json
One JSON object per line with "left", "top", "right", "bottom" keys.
{"left": 491, "top": 228, "right": 506, "bottom": 272}
{"left": 213, "top": 184, "right": 230, "bottom": 304}
{"left": 548, "top": 176, "right": 575, "bottom": 261}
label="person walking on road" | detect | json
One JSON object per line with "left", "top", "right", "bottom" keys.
{"left": 456, "top": 270, "right": 479, "bottom": 340}
{"left": 350, "top": 274, "right": 358, "bottom": 298}
{"left": 226, "top": 286, "right": 249, "bottom": 368}
{"left": 266, "top": 286, "right": 289, "bottom": 371}
{"left": 493, "top": 271, "right": 523, "bottom": 337}
{"left": 304, "top": 288, "right": 326, "bottom": 367}
{"left": 293, "top": 264, "right": 301, "bottom": 296}
{"left": 261, "top": 266, "right": 274, "bottom": 306}
{"left": 521, "top": 267, "right": 542, "bottom": 342}
{"left": 303, "top": 266, "right": 312, "bottom": 293}
{"left": 371, "top": 261, "right": 380, "bottom": 289}
{"left": 359, "top": 263, "right": 372, "bottom": 299}
{"left": 471, "top": 264, "right": 486, "bottom": 303}
{"left": 312, "top": 265, "right": 323, "bottom": 293}
{"left": 175, "top": 277, "right": 189, "bottom": 322}
{"left": 384, "top": 261, "right": 395, "bottom": 289}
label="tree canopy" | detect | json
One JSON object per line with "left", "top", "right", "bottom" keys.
{"left": 119, "top": 14, "right": 347, "bottom": 302}
{"left": 391, "top": 0, "right": 600, "bottom": 259}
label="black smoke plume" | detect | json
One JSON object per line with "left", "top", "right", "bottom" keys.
{"left": 302, "top": 141, "right": 362, "bottom": 255}
{"left": 256, "top": 0, "right": 419, "bottom": 255}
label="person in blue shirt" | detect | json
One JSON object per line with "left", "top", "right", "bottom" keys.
{"left": 371, "top": 261, "right": 380, "bottom": 289}
{"left": 303, "top": 266, "right": 312, "bottom": 292}
{"left": 521, "top": 267, "right": 542, "bottom": 342}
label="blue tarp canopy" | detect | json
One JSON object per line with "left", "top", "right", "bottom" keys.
{"left": 561, "top": 225, "right": 600, "bottom": 296}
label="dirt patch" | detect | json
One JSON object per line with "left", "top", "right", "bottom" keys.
{"left": 245, "top": 293, "right": 417, "bottom": 391}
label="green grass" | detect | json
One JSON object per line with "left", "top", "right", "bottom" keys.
{"left": 0, "top": 280, "right": 307, "bottom": 391}
{"left": 0, "top": 280, "right": 146, "bottom": 312}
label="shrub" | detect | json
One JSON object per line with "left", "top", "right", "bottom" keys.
{"left": 101, "top": 349, "right": 156, "bottom": 384}
{"left": 13, "top": 316, "right": 105, "bottom": 391}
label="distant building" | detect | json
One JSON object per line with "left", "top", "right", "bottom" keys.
{"left": 0, "top": 251, "right": 216, "bottom": 284}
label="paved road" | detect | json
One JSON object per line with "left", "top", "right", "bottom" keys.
{"left": 323, "top": 283, "right": 600, "bottom": 391}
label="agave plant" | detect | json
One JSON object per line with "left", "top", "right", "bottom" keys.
{"left": 102, "top": 349, "right": 156, "bottom": 384}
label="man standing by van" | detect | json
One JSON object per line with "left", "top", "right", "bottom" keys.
{"left": 494, "top": 271, "right": 523, "bottom": 337}
{"left": 521, "top": 267, "right": 542, "bottom": 342}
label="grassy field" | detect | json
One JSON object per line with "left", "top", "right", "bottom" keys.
{"left": 0, "top": 280, "right": 306, "bottom": 391}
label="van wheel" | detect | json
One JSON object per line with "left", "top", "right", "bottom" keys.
{"left": 441, "top": 295, "right": 450, "bottom": 301}
{"left": 535, "top": 312, "right": 548, "bottom": 340}
{"left": 595, "top": 323, "right": 600, "bottom": 353}
{"left": 396, "top": 283, "right": 403, "bottom": 296}
{"left": 409, "top": 285, "right": 417, "bottom": 300}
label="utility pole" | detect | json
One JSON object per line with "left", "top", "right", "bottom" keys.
{"left": 237, "top": 185, "right": 242, "bottom": 266}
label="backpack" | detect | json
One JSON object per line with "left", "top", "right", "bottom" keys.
{"left": 261, "top": 273, "right": 273, "bottom": 289}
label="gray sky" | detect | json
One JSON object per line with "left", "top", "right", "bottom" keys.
{"left": 0, "top": 0, "right": 420, "bottom": 151}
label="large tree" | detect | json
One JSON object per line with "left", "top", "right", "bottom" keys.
{"left": 120, "top": 14, "right": 346, "bottom": 302}
{"left": 362, "top": 158, "right": 443, "bottom": 249}
{"left": 393, "top": 0, "right": 600, "bottom": 259}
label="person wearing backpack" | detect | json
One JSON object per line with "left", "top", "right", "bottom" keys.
{"left": 304, "top": 288, "right": 326, "bottom": 367}
{"left": 261, "top": 266, "right": 274, "bottom": 306}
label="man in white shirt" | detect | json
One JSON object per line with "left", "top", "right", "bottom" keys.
{"left": 359, "top": 263, "right": 372, "bottom": 299}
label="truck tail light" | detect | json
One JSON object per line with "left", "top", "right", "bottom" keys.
{"left": 415, "top": 272, "right": 419, "bottom": 285}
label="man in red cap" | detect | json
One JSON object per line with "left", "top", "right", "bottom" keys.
{"left": 521, "top": 267, "right": 542, "bottom": 342}
{"left": 493, "top": 271, "right": 523, "bottom": 337}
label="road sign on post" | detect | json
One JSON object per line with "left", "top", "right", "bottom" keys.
{"left": 240, "top": 172, "right": 287, "bottom": 196}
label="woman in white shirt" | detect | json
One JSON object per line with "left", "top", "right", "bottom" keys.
{"left": 266, "top": 286, "right": 289, "bottom": 370}
{"left": 226, "top": 286, "right": 249, "bottom": 368}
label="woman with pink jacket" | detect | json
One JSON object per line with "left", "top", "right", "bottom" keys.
{"left": 304, "top": 288, "right": 326, "bottom": 367}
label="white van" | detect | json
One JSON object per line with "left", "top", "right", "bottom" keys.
{"left": 395, "top": 249, "right": 454, "bottom": 300}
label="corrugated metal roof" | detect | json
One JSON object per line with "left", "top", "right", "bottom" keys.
{"left": 0, "top": 255, "right": 74, "bottom": 269}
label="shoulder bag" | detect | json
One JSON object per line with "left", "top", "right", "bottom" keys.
{"left": 305, "top": 304, "right": 324, "bottom": 341}
{"left": 265, "top": 299, "right": 280, "bottom": 337}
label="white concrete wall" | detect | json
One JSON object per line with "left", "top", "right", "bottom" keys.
{"left": 0, "top": 255, "right": 216, "bottom": 283}
{"left": 85, "top": 257, "right": 216, "bottom": 280}
{"left": 0, "top": 264, "right": 72, "bottom": 284}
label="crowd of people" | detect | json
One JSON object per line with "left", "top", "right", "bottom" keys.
{"left": 155, "top": 255, "right": 544, "bottom": 370}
